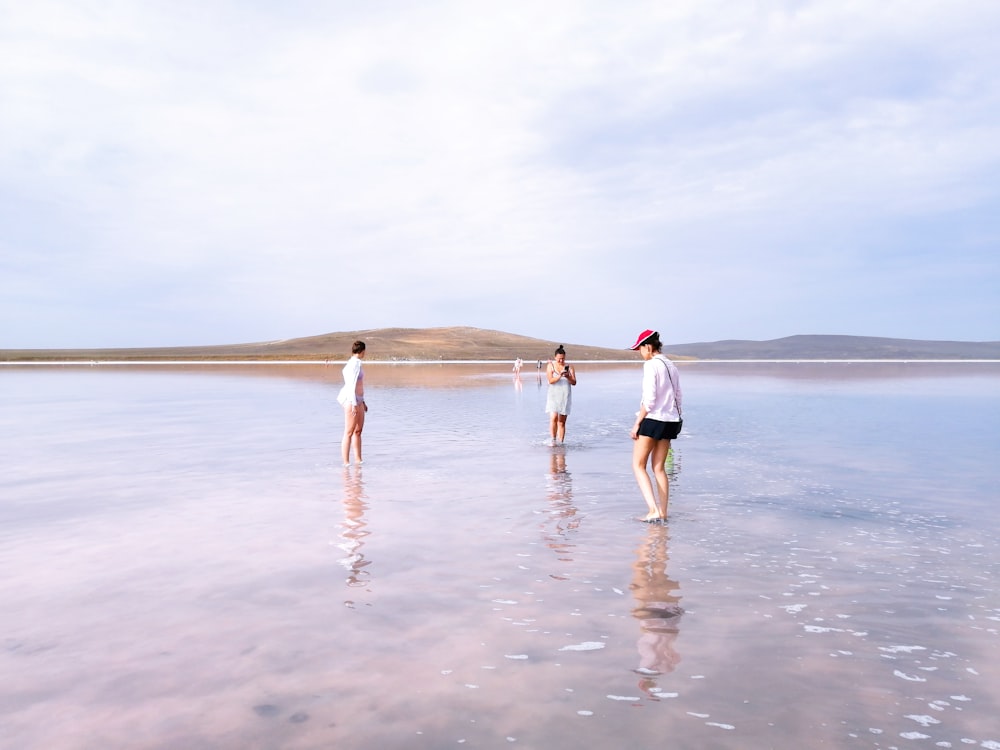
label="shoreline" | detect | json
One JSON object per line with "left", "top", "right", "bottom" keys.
{"left": 3, "top": 358, "right": 999, "bottom": 367}
{"left": 4, "top": 328, "right": 997, "bottom": 364}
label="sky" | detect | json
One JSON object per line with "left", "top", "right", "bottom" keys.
{"left": 2, "top": 0, "right": 999, "bottom": 350}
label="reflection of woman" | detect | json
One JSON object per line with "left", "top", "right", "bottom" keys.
{"left": 337, "top": 340, "right": 367, "bottom": 467}
{"left": 543, "top": 449, "right": 579, "bottom": 563}
{"left": 545, "top": 345, "right": 577, "bottom": 444}
{"left": 628, "top": 330, "right": 682, "bottom": 522}
{"left": 340, "top": 467, "right": 372, "bottom": 593}
{"left": 631, "top": 525, "right": 683, "bottom": 686}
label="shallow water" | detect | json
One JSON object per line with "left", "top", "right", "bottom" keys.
{"left": 2, "top": 362, "right": 999, "bottom": 749}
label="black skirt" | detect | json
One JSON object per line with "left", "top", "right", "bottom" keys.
{"left": 637, "top": 417, "right": 682, "bottom": 441}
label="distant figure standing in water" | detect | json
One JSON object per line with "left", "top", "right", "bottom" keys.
{"left": 337, "top": 340, "right": 367, "bottom": 467}
{"left": 545, "top": 344, "right": 577, "bottom": 444}
{"left": 629, "top": 330, "right": 682, "bottom": 522}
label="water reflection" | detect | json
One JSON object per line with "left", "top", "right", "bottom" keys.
{"left": 339, "top": 467, "right": 372, "bottom": 598}
{"left": 665, "top": 445, "right": 680, "bottom": 478}
{"left": 543, "top": 448, "right": 579, "bottom": 566}
{"left": 630, "top": 525, "right": 683, "bottom": 695}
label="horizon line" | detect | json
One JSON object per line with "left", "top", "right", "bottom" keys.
{"left": 3, "top": 359, "right": 1000, "bottom": 367}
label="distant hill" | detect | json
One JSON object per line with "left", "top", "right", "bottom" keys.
{"left": 0, "top": 327, "right": 628, "bottom": 363}
{"left": 1, "top": 329, "right": 997, "bottom": 362}
{"left": 663, "top": 334, "right": 1000, "bottom": 360}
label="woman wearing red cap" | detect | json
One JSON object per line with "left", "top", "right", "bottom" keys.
{"left": 629, "top": 330, "right": 682, "bottom": 522}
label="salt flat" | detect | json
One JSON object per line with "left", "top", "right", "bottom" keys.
{"left": 2, "top": 362, "right": 998, "bottom": 749}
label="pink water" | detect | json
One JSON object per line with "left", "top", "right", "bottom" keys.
{"left": 2, "top": 363, "right": 999, "bottom": 748}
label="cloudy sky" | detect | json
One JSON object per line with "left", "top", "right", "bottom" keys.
{"left": 2, "top": 0, "right": 998, "bottom": 349}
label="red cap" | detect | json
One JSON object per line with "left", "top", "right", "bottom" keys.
{"left": 629, "top": 329, "right": 657, "bottom": 350}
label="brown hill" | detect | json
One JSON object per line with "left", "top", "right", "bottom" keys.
{"left": 2, "top": 329, "right": 996, "bottom": 363}
{"left": 0, "top": 327, "right": 633, "bottom": 362}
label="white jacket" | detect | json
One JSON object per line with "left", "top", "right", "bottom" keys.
{"left": 336, "top": 356, "right": 364, "bottom": 407}
{"left": 640, "top": 354, "right": 682, "bottom": 422}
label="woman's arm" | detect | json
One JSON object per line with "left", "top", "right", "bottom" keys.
{"left": 343, "top": 358, "right": 362, "bottom": 407}
{"left": 640, "top": 360, "right": 657, "bottom": 412}
{"left": 631, "top": 362, "right": 655, "bottom": 438}
{"left": 357, "top": 364, "right": 368, "bottom": 411}
{"left": 631, "top": 402, "right": 649, "bottom": 440}
{"left": 546, "top": 362, "right": 562, "bottom": 385}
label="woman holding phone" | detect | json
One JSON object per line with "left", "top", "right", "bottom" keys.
{"left": 545, "top": 344, "right": 577, "bottom": 444}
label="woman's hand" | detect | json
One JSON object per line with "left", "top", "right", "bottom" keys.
{"left": 631, "top": 409, "right": 644, "bottom": 440}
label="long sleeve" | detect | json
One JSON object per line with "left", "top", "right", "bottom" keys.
{"left": 337, "top": 357, "right": 362, "bottom": 407}
{"left": 641, "top": 360, "right": 658, "bottom": 412}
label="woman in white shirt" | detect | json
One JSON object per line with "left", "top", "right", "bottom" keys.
{"left": 337, "top": 340, "right": 367, "bottom": 466}
{"left": 629, "top": 330, "right": 682, "bottom": 522}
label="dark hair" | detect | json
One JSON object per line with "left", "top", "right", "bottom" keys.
{"left": 554, "top": 344, "right": 566, "bottom": 356}
{"left": 645, "top": 332, "right": 662, "bottom": 352}
{"left": 351, "top": 340, "right": 366, "bottom": 355}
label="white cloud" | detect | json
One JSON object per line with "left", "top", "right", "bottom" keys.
{"left": 1, "top": 0, "right": 998, "bottom": 347}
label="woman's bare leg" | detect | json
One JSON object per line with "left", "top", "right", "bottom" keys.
{"left": 650, "top": 440, "right": 672, "bottom": 518}
{"left": 557, "top": 415, "right": 567, "bottom": 443}
{"left": 352, "top": 405, "right": 365, "bottom": 463}
{"left": 342, "top": 406, "right": 360, "bottom": 465}
{"left": 632, "top": 436, "right": 659, "bottom": 521}
{"left": 549, "top": 412, "right": 559, "bottom": 442}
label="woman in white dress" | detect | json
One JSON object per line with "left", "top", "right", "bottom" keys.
{"left": 545, "top": 345, "right": 577, "bottom": 444}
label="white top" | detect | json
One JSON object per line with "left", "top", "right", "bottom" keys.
{"left": 337, "top": 356, "right": 364, "bottom": 407}
{"left": 640, "top": 354, "right": 682, "bottom": 422}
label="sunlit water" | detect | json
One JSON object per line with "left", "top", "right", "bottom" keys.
{"left": 2, "top": 362, "right": 999, "bottom": 749}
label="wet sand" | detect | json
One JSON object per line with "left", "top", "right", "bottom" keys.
{"left": 2, "top": 363, "right": 999, "bottom": 748}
